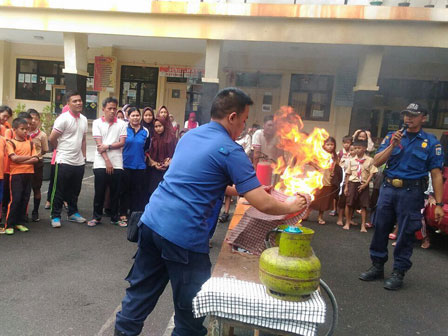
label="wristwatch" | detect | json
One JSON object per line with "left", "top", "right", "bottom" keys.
{"left": 108, "top": 145, "right": 112, "bottom": 151}
{"left": 436, "top": 202, "right": 444, "bottom": 207}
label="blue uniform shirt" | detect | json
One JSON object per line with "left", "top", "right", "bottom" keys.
{"left": 378, "top": 129, "right": 443, "bottom": 180}
{"left": 140, "top": 121, "right": 261, "bottom": 253}
{"left": 123, "top": 125, "right": 150, "bottom": 170}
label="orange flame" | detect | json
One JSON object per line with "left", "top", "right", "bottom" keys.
{"left": 274, "top": 106, "right": 331, "bottom": 197}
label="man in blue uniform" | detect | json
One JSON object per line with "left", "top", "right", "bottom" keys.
{"left": 114, "top": 88, "right": 308, "bottom": 336}
{"left": 359, "top": 103, "right": 444, "bottom": 290}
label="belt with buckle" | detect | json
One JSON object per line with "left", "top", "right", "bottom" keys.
{"left": 385, "top": 177, "right": 423, "bottom": 188}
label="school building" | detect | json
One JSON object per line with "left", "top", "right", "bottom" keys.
{"left": 1, "top": 0, "right": 448, "bottom": 142}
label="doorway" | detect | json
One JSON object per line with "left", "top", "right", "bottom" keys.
{"left": 164, "top": 82, "right": 187, "bottom": 127}
{"left": 119, "top": 65, "right": 158, "bottom": 109}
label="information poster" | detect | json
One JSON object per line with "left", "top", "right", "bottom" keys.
{"left": 94, "top": 56, "right": 116, "bottom": 91}
{"left": 18, "top": 73, "right": 24, "bottom": 83}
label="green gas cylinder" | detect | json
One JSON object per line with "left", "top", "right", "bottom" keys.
{"left": 259, "top": 225, "right": 321, "bottom": 301}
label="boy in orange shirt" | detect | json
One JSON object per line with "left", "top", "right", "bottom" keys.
{"left": 0, "top": 135, "right": 6, "bottom": 228}
{"left": 2, "top": 118, "right": 38, "bottom": 235}
{"left": 27, "top": 109, "right": 49, "bottom": 222}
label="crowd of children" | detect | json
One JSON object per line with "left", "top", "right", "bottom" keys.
{"left": 305, "top": 129, "right": 381, "bottom": 233}
{"left": 0, "top": 106, "right": 48, "bottom": 234}
{"left": 0, "top": 93, "right": 185, "bottom": 235}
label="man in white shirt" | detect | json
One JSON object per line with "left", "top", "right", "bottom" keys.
{"left": 49, "top": 91, "right": 88, "bottom": 228}
{"left": 252, "top": 115, "right": 282, "bottom": 169}
{"left": 88, "top": 97, "right": 127, "bottom": 227}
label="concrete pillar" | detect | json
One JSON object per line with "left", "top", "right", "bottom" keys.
{"left": 200, "top": 40, "right": 222, "bottom": 123}
{"left": 280, "top": 72, "right": 291, "bottom": 107}
{"left": 353, "top": 46, "right": 384, "bottom": 92}
{"left": 0, "top": 40, "right": 11, "bottom": 104}
{"left": 63, "top": 33, "right": 88, "bottom": 106}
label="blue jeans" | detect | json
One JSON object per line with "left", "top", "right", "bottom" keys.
{"left": 115, "top": 224, "right": 211, "bottom": 336}
{"left": 370, "top": 182, "right": 424, "bottom": 272}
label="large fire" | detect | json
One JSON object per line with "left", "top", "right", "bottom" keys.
{"left": 273, "top": 106, "right": 332, "bottom": 198}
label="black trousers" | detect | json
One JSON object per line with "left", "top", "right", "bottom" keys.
{"left": 115, "top": 225, "right": 210, "bottom": 336}
{"left": 119, "top": 168, "right": 146, "bottom": 217}
{"left": 6, "top": 174, "right": 32, "bottom": 228}
{"left": 46, "top": 164, "right": 56, "bottom": 203}
{"left": 2, "top": 173, "right": 10, "bottom": 214}
{"left": 51, "top": 163, "right": 85, "bottom": 219}
{"left": 93, "top": 168, "right": 122, "bottom": 222}
{"left": 148, "top": 166, "right": 166, "bottom": 201}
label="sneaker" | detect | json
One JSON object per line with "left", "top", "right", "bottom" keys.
{"left": 32, "top": 212, "right": 40, "bottom": 222}
{"left": 384, "top": 270, "right": 405, "bottom": 290}
{"left": 0, "top": 228, "right": 5, "bottom": 234}
{"left": 51, "top": 218, "right": 62, "bottom": 228}
{"left": 359, "top": 264, "right": 384, "bottom": 281}
{"left": 5, "top": 228, "right": 14, "bottom": 235}
{"left": 329, "top": 210, "right": 337, "bottom": 216}
{"left": 68, "top": 213, "right": 86, "bottom": 223}
{"left": 15, "top": 225, "right": 29, "bottom": 232}
{"left": 219, "top": 212, "right": 230, "bottom": 223}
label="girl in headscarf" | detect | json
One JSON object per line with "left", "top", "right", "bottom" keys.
{"left": 141, "top": 107, "right": 155, "bottom": 137}
{"left": 157, "top": 105, "right": 175, "bottom": 136}
{"left": 146, "top": 116, "right": 176, "bottom": 200}
{"left": 184, "top": 112, "right": 199, "bottom": 130}
{"left": 141, "top": 107, "right": 155, "bottom": 204}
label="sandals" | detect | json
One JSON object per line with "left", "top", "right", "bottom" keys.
{"left": 318, "top": 219, "right": 326, "bottom": 225}
{"left": 388, "top": 233, "right": 397, "bottom": 240}
{"left": 15, "top": 225, "right": 29, "bottom": 232}
{"left": 87, "top": 219, "right": 100, "bottom": 227}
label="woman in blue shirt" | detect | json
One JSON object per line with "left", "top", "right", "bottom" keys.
{"left": 119, "top": 107, "right": 150, "bottom": 223}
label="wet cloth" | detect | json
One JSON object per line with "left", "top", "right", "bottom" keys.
{"left": 193, "top": 277, "right": 326, "bottom": 336}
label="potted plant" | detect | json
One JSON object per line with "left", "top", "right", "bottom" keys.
{"left": 13, "top": 103, "right": 27, "bottom": 118}
{"left": 398, "top": 1, "right": 411, "bottom": 6}
{"left": 370, "top": 0, "right": 383, "bottom": 5}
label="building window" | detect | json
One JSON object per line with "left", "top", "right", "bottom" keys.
{"left": 289, "top": 74, "right": 334, "bottom": 121}
{"left": 16, "top": 59, "right": 65, "bottom": 101}
{"left": 378, "top": 78, "right": 448, "bottom": 130}
{"left": 120, "top": 65, "right": 159, "bottom": 108}
{"left": 87, "top": 63, "right": 95, "bottom": 89}
{"left": 235, "top": 72, "right": 282, "bottom": 88}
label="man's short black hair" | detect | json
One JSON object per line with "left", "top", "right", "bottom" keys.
{"left": 0, "top": 105, "right": 13, "bottom": 116}
{"left": 65, "top": 90, "right": 82, "bottom": 102}
{"left": 210, "top": 88, "right": 253, "bottom": 120}
{"left": 102, "top": 97, "right": 118, "bottom": 108}
{"left": 27, "top": 109, "right": 40, "bottom": 119}
{"left": 17, "top": 111, "right": 31, "bottom": 120}
{"left": 342, "top": 135, "right": 353, "bottom": 143}
{"left": 263, "top": 115, "right": 274, "bottom": 124}
{"left": 12, "top": 117, "right": 28, "bottom": 129}
{"left": 353, "top": 140, "right": 367, "bottom": 148}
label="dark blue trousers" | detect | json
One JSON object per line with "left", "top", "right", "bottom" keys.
{"left": 370, "top": 182, "right": 424, "bottom": 272}
{"left": 115, "top": 224, "right": 211, "bottom": 336}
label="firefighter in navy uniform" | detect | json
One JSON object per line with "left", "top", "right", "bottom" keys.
{"left": 359, "top": 103, "right": 444, "bottom": 290}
